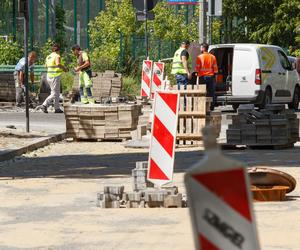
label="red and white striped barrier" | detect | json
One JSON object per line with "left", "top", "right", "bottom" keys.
{"left": 151, "top": 62, "right": 165, "bottom": 99}
{"left": 185, "top": 166, "right": 260, "bottom": 250}
{"left": 147, "top": 91, "right": 180, "bottom": 187}
{"left": 141, "top": 59, "right": 153, "bottom": 98}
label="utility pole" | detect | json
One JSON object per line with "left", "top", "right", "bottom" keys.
{"left": 19, "top": 0, "right": 30, "bottom": 132}
{"left": 199, "top": 0, "right": 207, "bottom": 43}
{"left": 144, "top": 0, "right": 148, "bottom": 58}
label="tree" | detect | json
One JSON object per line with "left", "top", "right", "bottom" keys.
{"left": 222, "top": 0, "right": 300, "bottom": 52}
{"left": 251, "top": 0, "right": 300, "bottom": 49}
{"left": 0, "top": 39, "right": 23, "bottom": 65}
{"left": 54, "top": 3, "right": 67, "bottom": 51}
{"left": 89, "top": 0, "right": 199, "bottom": 74}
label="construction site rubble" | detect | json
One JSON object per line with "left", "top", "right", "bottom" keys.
{"left": 96, "top": 161, "right": 186, "bottom": 208}
{"left": 226, "top": 104, "right": 299, "bottom": 147}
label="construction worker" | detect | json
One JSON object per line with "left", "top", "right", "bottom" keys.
{"left": 195, "top": 43, "right": 218, "bottom": 110}
{"left": 71, "top": 44, "right": 94, "bottom": 104}
{"left": 41, "top": 43, "right": 68, "bottom": 113}
{"left": 171, "top": 40, "right": 192, "bottom": 89}
{"left": 14, "top": 51, "right": 37, "bottom": 107}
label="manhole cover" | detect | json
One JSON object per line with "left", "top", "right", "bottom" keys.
{"left": 248, "top": 167, "right": 296, "bottom": 193}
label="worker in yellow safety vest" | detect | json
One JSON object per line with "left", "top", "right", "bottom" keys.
{"left": 171, "top": 40, "right": 191, "bottom": 89}
{"left": 72, "top": 44, "right": 94, "bottom": 104}
{"left": 41, "top": 43, "right": 68, "bottom": 113}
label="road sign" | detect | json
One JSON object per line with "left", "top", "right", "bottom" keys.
{"left": 141, "top": 60, "right": 153, "bottom": 98}
{"left": 185, "top": 131, "right": 260, "bottom": 250}
{"left": 167, "top": 0, "right": 199, "bottom": 5}
{"left": 132, "top": 0, "right": 160, "bottom": 11}
{"left": 136, "top": 11, "right": 155, "bottom": 21}
{"left": 151, "top": 62, "right": 165, "bottom": 99}
{"left": 208, "top": 0, "right": 222, "bottom": 16}
{"left": 148, "top": 91, "right": 180, "bottom": 187}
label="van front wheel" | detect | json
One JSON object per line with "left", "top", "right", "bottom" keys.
{"left": 259, "top": 88, "right": 272, "bottom": 109}
{"left": 288, "top": 87, "right": 300, "bottom": 110}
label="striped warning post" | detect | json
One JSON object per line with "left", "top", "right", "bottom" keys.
{"left": 147, "top": 91, "right": 180, "bottom": 187}
{"left": 141, "top": 60, "right": 153, "bottom": 98}
{"left": 151, "top": 62, "right": 165, "bottom": 99}
{"left": 186, "top": 167, "right": 260, "bottom": 250}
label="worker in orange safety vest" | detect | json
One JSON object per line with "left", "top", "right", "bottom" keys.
{"left": 195, "top": 43, "right": 218, "bottom": 110}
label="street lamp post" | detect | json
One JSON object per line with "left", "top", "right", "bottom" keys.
{"left": 24, "top": 0, "right": 30, "bottom": 133}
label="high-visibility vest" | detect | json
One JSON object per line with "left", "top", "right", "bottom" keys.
{"left": 46, "top": 52, "right": 63, "bottom": 78}
{"left": 171, "top": 47, "right": 187, "bottom": 74}
{"left": 195, "top": 52, "right": 218, "bottom": 77}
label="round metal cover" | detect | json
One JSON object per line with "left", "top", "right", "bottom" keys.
{"left": 248, "top": 167, "right": 297, "bottom": 193}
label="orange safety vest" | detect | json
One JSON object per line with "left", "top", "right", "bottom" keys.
{"left": 195, "top": 52, "right": 218, "bottom": 77}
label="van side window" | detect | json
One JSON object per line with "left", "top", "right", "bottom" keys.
{"left": 278, "top": 51, "right": 292, "bottom": 70}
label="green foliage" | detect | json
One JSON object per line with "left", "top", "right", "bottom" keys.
{"left": 222, "top": 0, "right": 300, "bottom": 50}
{"left": 0, "top": 39, "right": 23, "bottom": 65}
{"left": 251, "top": 0, "right": 300, "bottom": 49}
{"left": 55, "top": 4, "right": 67, "bottom": 51}
{"left": 89, "top": 0, "right": 198, "bottom": 76}
{"left": 61, "top": 72, "right": 74, "bottom": 93}
{"left": 89, "top": 0, "right": 137, "bottom": 73}
{"left": 212, "top": 19, "right": 222, "bottom": 44}
{"left": 151, "top": 2, "right": 198, "bottom": 42}
{"left": 121, "top": 76, "right": 140, "bottom": 96}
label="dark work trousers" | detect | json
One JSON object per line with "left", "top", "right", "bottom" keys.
{"left": 204, "top": 76, "right": 216, "bottom": 110}
{"left": 176, "top": 74, "right": 188, "bottom": 108}
{"left": 175, "top": 74, "right": 188, "bottom": 90}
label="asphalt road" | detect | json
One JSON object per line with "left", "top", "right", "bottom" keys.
{"left": 0, "top": 112, "right": 66, "bottom": 134}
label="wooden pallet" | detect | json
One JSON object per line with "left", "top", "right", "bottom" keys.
{"left": 174, "top": 85, "right": 212, "bottom": 146}
{"left": 0, "top": 101, "right": 15, "bottom": 107}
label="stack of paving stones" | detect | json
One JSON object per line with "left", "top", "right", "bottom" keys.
{"left": 0, "top": 72, "right": 15, "bottom": 102}
{"left": 132, "top": 161, "right": 154, "bottom": 191}
{"left": 227, "top": 104, "right": 299, "bottom": 147}
{"left": 97, "top": 186, "right": 124, "bottom": 208}
{"left": 72, "top": 70, "right": 122, "bottom": 101}
{"left": 97, "top": 161, "right": 185, "bottom": 209}
{"left": 64, "top": 103, "right": 142, "bottom": 140}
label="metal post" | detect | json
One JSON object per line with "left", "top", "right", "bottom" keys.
{"left": 199, "top": 0, "right": 207, "bottom": 43}
{"left": 209, "top": 16, "right": 213, "bottom": 44}
{"left": 24, "top": 1, "right": 30, "bottom": 133}
{"left": 12, "top": 0, "right": 17, "bottom": 41}
{"left": 144, "top": 0, "right": 148, "bottom": 58}
{"left": 29, "top": 0, "right": 34, "bottom": 50}
{"left": 119, "top": 31, "right": 123, "bottom": 69}
{"left": 45, "top": 0, "right": 49, "bottom": 41}
{"left": 185, "top": 5, "right": 188, "bottom": 25}
{"left": 60, "top": 0, "right": 64, "bottom": 7}
{"left": 74, "top": 0, "right": 77, "bottom": 44}
{"left": 86, "top": 0, "right": 90, "bottom": 48}
{"left": 99, "top": 0, "right": 104, "bottom": 11}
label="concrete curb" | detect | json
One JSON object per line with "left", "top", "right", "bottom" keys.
{"left": 0, "top": 133, "right": 65, "bottom": 162}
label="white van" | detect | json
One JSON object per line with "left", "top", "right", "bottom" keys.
{"left": 209, "top": 44, "right": 300, "bottom": 109}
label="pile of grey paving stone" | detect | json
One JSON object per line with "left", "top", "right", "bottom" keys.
{"left": 97, "top": 161, "right": 187, "bottom": 208}
{"left": 226, "top": 104, "right": 299, "bottom": 147}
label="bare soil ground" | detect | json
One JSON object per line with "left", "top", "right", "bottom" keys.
{"left": 0, "top": 141, "right": 300, "bottom": 249}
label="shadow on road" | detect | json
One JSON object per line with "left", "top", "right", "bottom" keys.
{"left": 1, "top": 146, "right": 300, "bottom": 179}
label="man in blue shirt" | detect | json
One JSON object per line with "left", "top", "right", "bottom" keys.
{"left": 14, "top": 51, "right": 37, "bottom": 106}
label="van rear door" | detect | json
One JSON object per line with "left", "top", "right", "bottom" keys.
{"left": 232, "top": 47, "right": 259, "bottom": 96}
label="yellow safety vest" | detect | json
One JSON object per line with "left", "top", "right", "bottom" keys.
{"left": 171, "top": 47, "right": 187, "bottom": 74}
{"left": 46, "top": 52, "right": 63, "bottom": 77}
